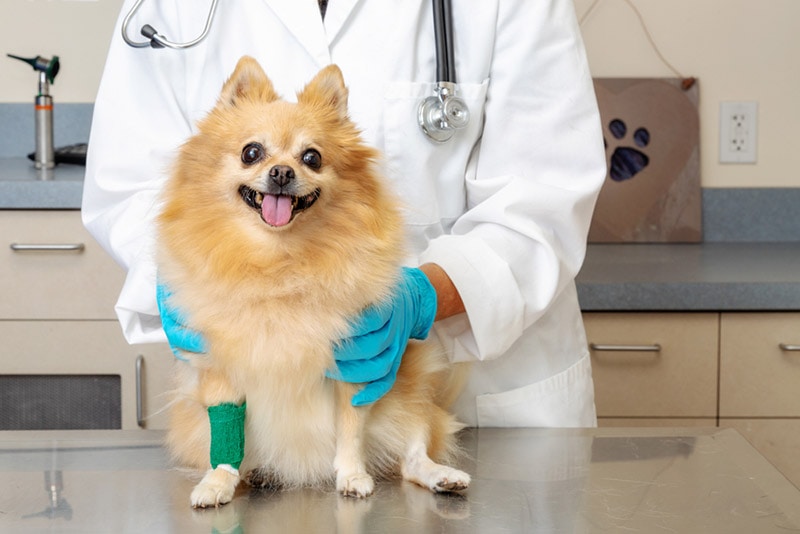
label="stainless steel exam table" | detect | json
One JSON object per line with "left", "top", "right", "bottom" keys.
{"left": 1, "top": 427, "right": 798, "bottom": 533}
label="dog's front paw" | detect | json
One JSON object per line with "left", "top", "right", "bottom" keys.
{"left": 190, "top": 467, "right": 240, "bottom": 508}
{"left": 337, "top": 471, "right": 375, "bottom": 499}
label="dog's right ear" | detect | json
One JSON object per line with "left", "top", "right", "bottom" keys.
{"left": 218, "top": 56, "right": 279, "bottom": 107}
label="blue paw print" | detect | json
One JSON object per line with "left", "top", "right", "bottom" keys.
{"left": 605, "top": 119, "right": 650, "bottom": 182}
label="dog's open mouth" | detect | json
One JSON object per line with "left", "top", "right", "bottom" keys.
{"left": 239, "top": 185, "right": 321, "bottom": 227}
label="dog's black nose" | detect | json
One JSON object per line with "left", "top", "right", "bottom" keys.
{"left": 269, "top": 165, "right": 295, "bottom": 187}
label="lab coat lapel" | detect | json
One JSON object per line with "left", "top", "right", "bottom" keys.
{"left": 260, "top": 0, "right": 330, "bottom": 67}
{"left": 322, "top": 0, "right": 363, "bottom": 47}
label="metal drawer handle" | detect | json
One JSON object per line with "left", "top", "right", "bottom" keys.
{"left": 590, "top": 343, "right": 662, "bottom": 352}
{"left": 10, "top": 243, "right": 85, "bottom": 252}
{"left": 779, "top": 343, "right": 800, "bottom": 352}
{"left": 136, "top": 355, "right": 144, "bottom": 428}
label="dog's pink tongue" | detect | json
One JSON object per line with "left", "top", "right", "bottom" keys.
{"left": 261, "top": 194, "right": 293, "bottom": 227}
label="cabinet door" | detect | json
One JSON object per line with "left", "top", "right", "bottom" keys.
{"left": 584, "top": 313, "right": 719, "bottom": 418}
{"left": 0, "top": 211, "right": 124, "bottom": 319}
{"left": 0, "top": 321, "right": 173, "bottom": 430}
{"left": 720, "top": 313, "right": 800, "bottom": 417}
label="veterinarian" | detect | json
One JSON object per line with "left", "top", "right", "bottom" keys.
{"left": 83, "top": 0, "right": 606, "bottom": 428}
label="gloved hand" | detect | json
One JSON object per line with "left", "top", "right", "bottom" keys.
{"left": 328, "top": 267, "right": 437, "bottom": 406}
{"left": 156, "top": 282, "right": 207, "bottom": 360}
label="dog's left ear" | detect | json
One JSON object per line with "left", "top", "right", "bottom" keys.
{"left": 297, "top": 64, "right": 349, "bottom": 118}
{"left": 219, "top": 56, "right": 279, "bottom": 107}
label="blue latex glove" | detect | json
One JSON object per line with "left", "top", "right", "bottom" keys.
{"left": 328, "top": 267, "right": 437, "bottom": 406}
{"left": 156, "top": 282, "right": 207, "bottom": 360}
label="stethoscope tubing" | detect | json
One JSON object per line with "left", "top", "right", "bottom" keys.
{"left": 122, "top": 0, "right": 456, "bottom": 81}
{"left": 433, "top": 0, "right": 456, "bottom": 83}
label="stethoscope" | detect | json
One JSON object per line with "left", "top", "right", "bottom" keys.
{"left": 121, "top": 0, "right": 469, "bottom": 142}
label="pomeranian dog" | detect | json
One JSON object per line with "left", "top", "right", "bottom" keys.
{"left": 156, "top": 56, "right": 470, "bottom": 508}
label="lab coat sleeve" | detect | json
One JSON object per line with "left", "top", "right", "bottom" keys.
{"left": 420, "top": 0, "right": 606, "bottom": 362}
{"left": 82, "top": 1, "right": 193, "bottom": 344}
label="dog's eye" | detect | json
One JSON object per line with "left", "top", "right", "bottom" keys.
{"left": 242, "top": 143, "right": 265, "bottom": 165}
{"left": 302, "top": 149, "right": 322, "bottom": 170}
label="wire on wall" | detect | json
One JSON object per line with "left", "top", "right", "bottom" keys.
{"left": 580, "top": 0, "right": 696, "bottom": 90}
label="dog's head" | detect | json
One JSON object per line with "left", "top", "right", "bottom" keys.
{"left": 159, "top": 56, "right": 404, "bottom": 299}
{"left": 216, "top": 57, "right": 348, "bottom": 229}
{"left": 168, "top": 56, "right": 385, "bottom": 237}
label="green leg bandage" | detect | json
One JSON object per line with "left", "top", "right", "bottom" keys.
{"left": 208, "top": 402, "right": 246, "bottom": 470}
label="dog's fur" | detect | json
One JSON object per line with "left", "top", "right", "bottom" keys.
{"left": 156, "top": 56, "right": 469, "bottom": 508}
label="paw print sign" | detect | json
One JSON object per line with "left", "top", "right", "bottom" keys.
{"left": 607, "top": 119, "right": 651, "bottom": 181}
{"left": 589, "top": 78, "right": 702, "bottom": 243}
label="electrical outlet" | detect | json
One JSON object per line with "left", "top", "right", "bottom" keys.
{"left": 719, "top": 101, "right": 758, "bottom": 163}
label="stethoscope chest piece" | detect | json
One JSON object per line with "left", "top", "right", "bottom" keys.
{"left": 418, "top": 82, "right": 470, "bottom": 143}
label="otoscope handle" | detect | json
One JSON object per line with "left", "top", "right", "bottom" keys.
{"left": 34, "top": 92, "right": 55, "bottom": 170}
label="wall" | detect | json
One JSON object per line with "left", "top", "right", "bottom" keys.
{"left": 0, "top": 0, "right": 798, "bottom": 188}
{"left": 575, "top": 0, "right": 800, "bottom": 187}
{"left": 0, "top": 0, "right": 122, "bottom": 104}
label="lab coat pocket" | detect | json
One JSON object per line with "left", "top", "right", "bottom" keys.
{"left": 382, "top": 80, "right": 488, "bottom": 232}
{"left": 475, "top": 354, "right": 597, "bottom": 428}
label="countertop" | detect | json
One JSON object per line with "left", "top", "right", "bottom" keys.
{"left": 0, "top": 157, "right": 84, "bottom": 209}
{"left": 577, "top": 242, "right": 800, "bottom": 311}
{"left": 0, "top": 427, "right": 798, "bottom": 533}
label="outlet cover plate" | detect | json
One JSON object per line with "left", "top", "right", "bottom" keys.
{"left": 719, "top": 101, "right": 758, "bottom": 163}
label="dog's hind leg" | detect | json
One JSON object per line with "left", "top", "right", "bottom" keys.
{"left": 401, "top": 434, "right": 470, "bottom": 494}
{"left": 243, "top": 466, "right": 281, "bottom": 490}
{"left": 334, "top": 383, "right": 375, "bottom": 498}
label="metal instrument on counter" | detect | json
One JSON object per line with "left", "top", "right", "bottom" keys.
{"left": 7, "top": 54, "right": 60, "bottom": 170}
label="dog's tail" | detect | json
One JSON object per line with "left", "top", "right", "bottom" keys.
{"left": 436, "top": 362, "right": 471, "bottom": 410}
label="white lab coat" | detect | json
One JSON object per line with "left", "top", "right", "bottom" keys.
{"left": 82, "top": 0, "right": 606, "bottom": 428}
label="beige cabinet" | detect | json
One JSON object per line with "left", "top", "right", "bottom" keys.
{"left": 719, "top": 313, "right": 800, "bottom": 488}
{"left": 1, "top": 210, "right": 171, "bottom": 429}
{"left": 1, "top": 211, "right": 122, "bottom": 319}
{"left": 719, "top": 313, "right": 800, "bottom": 417}
{"left": 585, "top": 311, "right": 800, "bottom": 488}
{"left": 584, "top": 312, "right": 718, "bottom": 421}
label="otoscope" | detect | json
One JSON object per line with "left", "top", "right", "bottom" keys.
{"left": 7, "top": 54, "right": 61, "bottom": 169}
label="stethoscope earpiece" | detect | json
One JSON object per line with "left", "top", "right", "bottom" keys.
{"left": 140, "top": 25, "right": 165, "bottom": 49}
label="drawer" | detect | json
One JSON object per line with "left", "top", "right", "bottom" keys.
{"left": 584, "top": 313, "right": 718, "bottom": 418}
{"left": 0, "top": 321, "right": 173, "bottom": 429}
{"left": 720, "top": 313, "right": 800, "bottom": 417}
{"left": 1, "top": 211, "right": 124, "bottom": 319}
